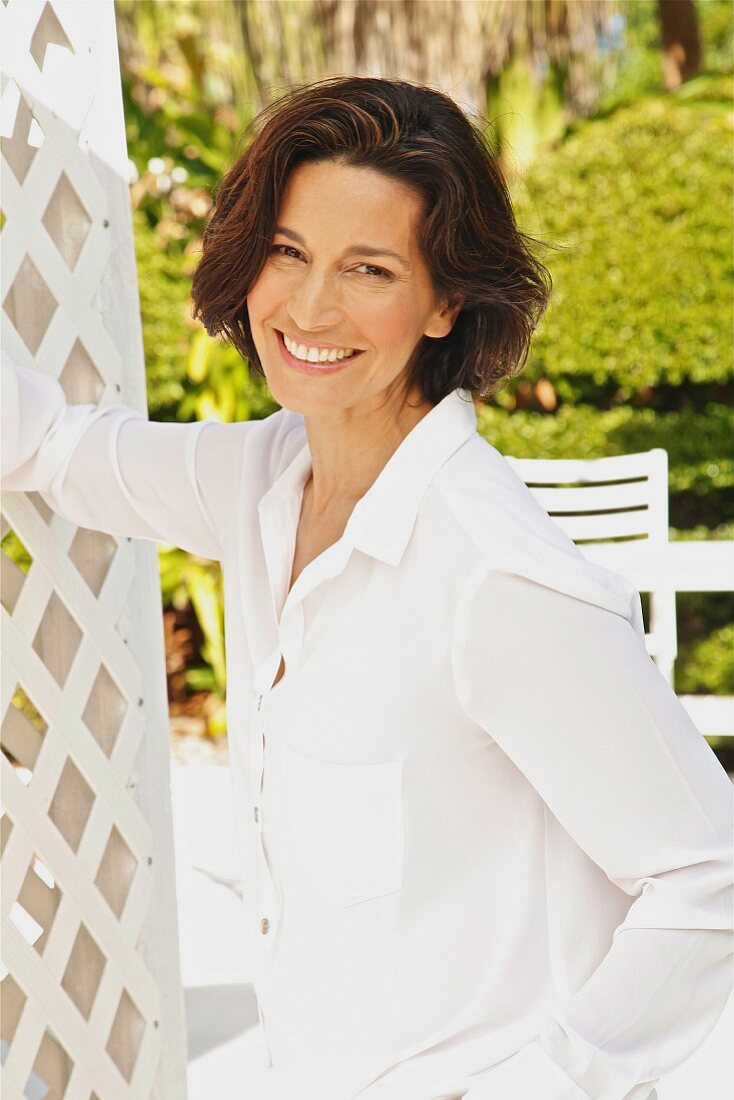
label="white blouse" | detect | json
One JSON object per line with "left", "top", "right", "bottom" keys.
{"left": 3, "top": 354, "right": 732, "bottom": 1100}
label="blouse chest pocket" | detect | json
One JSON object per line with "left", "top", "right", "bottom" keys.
{"left": 279, "top": 739, "right": 405, "bottom": 909}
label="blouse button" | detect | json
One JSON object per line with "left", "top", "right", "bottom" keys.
{"left": 253, "top": 806, "right": 259, "bottom": 823}
{"left": 260, "top": 917, "right": 270, "bottom": 935}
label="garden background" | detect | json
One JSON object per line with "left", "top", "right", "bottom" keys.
{"left": 112, "top": 0, "right": 732, "bottom": 766}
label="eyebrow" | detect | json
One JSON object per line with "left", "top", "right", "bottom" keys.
{"left": 274, "top": 225, "right": 411, "bottom": 271}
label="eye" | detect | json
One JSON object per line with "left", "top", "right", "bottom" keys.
{"left": 270, "top": 244, "right": 391, "bottom": 281}
{"left": 271, "top": 244, "right": 303, "bottom": 260}
{"left": 353, "top": 263, "right": 392, "bottom": 280}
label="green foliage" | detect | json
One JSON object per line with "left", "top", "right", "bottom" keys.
{"left": 675, "top": 589, "right": 734, "bottom": 722}
{"left": 118, "top": 0, "right": 255, "bottom": 187}
{"left": 133, "top": 206, "right": 191, "bottom": 415}
{"left": 677, "top": 625, "right": 734, "bottom": 694}
{"left": 9, "top": 686, "right": 45, "bottom": 738}
{"left": 185, "top": 565, "right": 226, "bottom": 696}
{"left": 476, "top": 403, "right": 734, "bottom": 527}
{"left": 120, "top": 0, "right": 268, "bottom": 420}
{"left": 486, "top": 52, "right": 568, "bottom": 174}
{"left": 599, "top": 0, "right": 733, "bottom": 110}
{"left": 157, "top": 545, "right": 227, "bottom": 735}
{"left": 180, "top": 330, "right": 279, "bottom": 424}
{"left": 600, "top": 1, "right": 665, "bottom": 109}
{"left": 0, "top": 529, "right": 31, "bottom": 573}
{"left": 491, "top": 3, "right": 734, "bottom": 710}
{"left": 698, "top": 0, "right": 734, "bottom": 73}
{"left": 497, "top": 57, "right": 734, "bottom": 637}
{"left": 512, "top": 80, "right": 733, "bottom": 401}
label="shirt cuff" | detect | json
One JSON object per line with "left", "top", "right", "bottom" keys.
{"left": 461, "top": 1038, "right": 591, "bottom": 1100}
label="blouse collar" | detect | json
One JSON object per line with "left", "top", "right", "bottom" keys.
{"left": 258, "top": 387, "right": 478, "bottom": 568}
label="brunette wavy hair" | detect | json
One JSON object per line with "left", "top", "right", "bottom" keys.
{"left": 190, "top": 75, "right": 554, "bottom": 405}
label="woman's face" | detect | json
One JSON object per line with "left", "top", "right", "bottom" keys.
{"left": 246, "top": 160, "right": 460, "bottom": 417}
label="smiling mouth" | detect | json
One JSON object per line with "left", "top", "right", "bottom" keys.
{"left": 276, "top": 329, "right": 365, "bottom": 365}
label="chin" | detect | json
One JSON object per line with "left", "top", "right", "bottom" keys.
{"left": 264, "top": 370, "right": 341, "bottom": 417}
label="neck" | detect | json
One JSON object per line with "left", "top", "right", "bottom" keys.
{"left": 302, "top": 380, "right": 434, "bottom": 517}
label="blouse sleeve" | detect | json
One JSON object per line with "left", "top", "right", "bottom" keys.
{"left": 1, "top": 354, "right": 253, "bottom": 561}
{"left": 452, "top": 565, "right": 733, "bottom": 1100}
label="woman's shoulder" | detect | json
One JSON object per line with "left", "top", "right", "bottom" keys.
{"left": 432, "top": 432, "right": 578, "bottom": 558}
{"left": 431, "top": 433, "right": 643, "bottom": 630}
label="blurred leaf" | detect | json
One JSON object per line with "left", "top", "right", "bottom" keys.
{"left": 184, "top": 563, "right": 226, "bottom": 696}
{"left": 187, "top": 329, "right": 211, "bottom": 384}
{"left": 677, "top": 625, "right": 734, "bottom": 694}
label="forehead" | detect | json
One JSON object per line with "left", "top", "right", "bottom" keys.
{"left": 278, "top": 161, "right": 425, "bottom": 253}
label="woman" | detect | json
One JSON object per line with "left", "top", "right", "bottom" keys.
{"left": 3, "top": 77, "right": 731, "bottom": 1100}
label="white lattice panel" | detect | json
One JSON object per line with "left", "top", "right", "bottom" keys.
{"left": 0, "top": 2, "right": 187, "bottom": 1097}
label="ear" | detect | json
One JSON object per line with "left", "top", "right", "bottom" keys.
{"left": 424, "top": 293, "right": 465, "bottom": 339}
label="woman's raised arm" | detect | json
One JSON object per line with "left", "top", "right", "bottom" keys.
{"left": 1, "top": 353, "right": 253, "bottom": 562}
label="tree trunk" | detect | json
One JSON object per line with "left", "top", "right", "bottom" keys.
{"left": 233, "top": 0, "right": 625, "bottom": 124}
{"left": 658, "top": 0, "right": 702, "bottom": 90}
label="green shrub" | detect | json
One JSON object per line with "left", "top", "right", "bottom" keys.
{"left": 133, "top": 206, "right": 191, "bottom": 416}
{"left": 677, "top": 625, "right": 734, "bottom": 695}
{"left": 512, "top": 79, "right": 733, "bottom": 402}
{"left": 476, "top": 403, "right": 734, "bottom": 526}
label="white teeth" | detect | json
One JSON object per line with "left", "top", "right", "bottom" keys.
{"left": 283, "top": 332, "right": 356, "bottom": 363}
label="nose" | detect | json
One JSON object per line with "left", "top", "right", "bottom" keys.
{"left": 286, "top": 267, "right": 343, "bottom": 334}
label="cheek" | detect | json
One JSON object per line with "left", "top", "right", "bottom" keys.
{"left": 367, "top": 298, "right": 421, "bottom": 351}
{"left": 246, "top": 269, "right": 281, "bottom": 324}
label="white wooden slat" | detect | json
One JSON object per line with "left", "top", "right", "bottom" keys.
{"left": 3, "top": 618, "right": 152, "bottom": 856}
{"left": 530, "top": 481, "right": 654, "bottom": 512}
{"left": 1, "top": 703, "right": 44, "bottom": 774}
{"left": 1, "top": 988, "right": 54, "bottom": 1100}
{"left": 1, "top": 736, "right": 69, "bottom": 905}
{"left": 0, "top": 1065, "right": 28, "bottom": 1100}
{"left": 0, "top": 554, "right": 26, "bottom": 613}
{"left": 507, "top": 448, "right": 669, "bottom": 483}
{"left": 58, "top": 1061, "right": 96, "bottom": 1100}
{"left": 1, "top": 6, "right": 187, "bottom": 1092}
{"left": 642, "top": 630, "right": 665, "bottom": 657}
{"left": 1, "top": 759, "right": 159, "bottom": 1016}
{"left": 679, "top": 697, "right": 734, "bottom": 737}
{"left": 1, "top": 159, "right": 118, "bottom": 333}
{"left": 3, "top": 494, "right": 145, "bottom": 699}
{"left": 581, "top": 541, "right": 734, "bottom": 594}
{"left": 0, "top": 138, "right": 111, "bottom": 332}
{"left": 547, "top": 511, "right": 655, "bottom": 540}
{"left": 2, "top": 914, "right": 135, "bottom": 1100}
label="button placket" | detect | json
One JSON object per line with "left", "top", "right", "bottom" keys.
{"left": 249, "top": 684, "right": 278, "bottom": 954}
{"left": 248, "top": 688, "right": 266, "bottom": 821}
{"left": 249, "top": 603, "right": 305, "bottom": 965}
